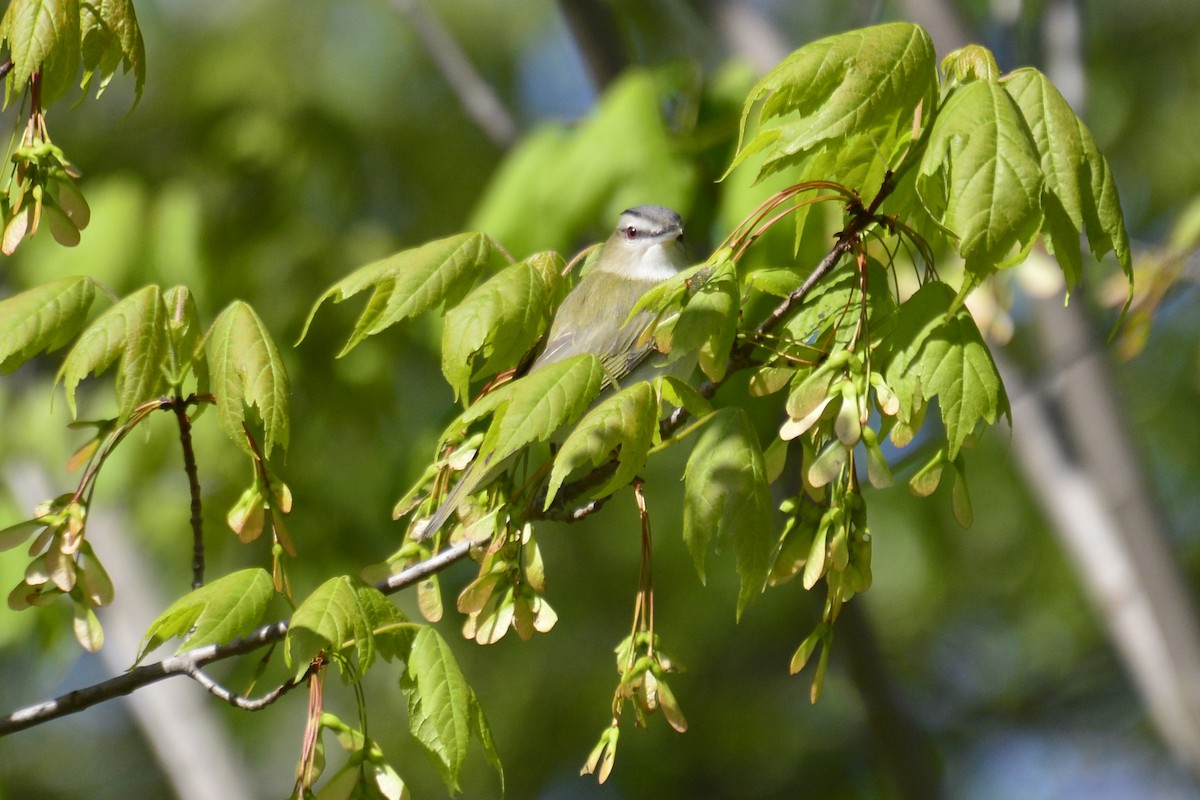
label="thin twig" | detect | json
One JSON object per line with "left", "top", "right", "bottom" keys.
{"left": 165, "top": 395, "right": 205, "bottom": 589}
{"left": 181, "top": 662, "right": 309, "bottom": 711}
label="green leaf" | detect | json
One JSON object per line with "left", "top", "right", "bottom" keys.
{"left": 682, "top": 408, "right": 773, "bottom": 618}
{"left": 881, "top": 282, "right": 1009, "bottom": 459}
{"left": 402, "top": 627, "right": 473, "bottom": 793}
{"left": 79, "top": 0, "right": 146, "bottom": 104}
{"left": 545, "top": 380, "right": 657, "bottom": 506}
{"left": 732, "top": 22, "right": 937, "bottom": 190}
{"left": 300, "top": 232, "right": 492, "bottom": 356}
{"left": 670, "top": 260, "right": 739, "bottom": 381}
{"left": 0, "top": 276, "right": 96, "bottom": 373}
{"left": 940, "top": 44, "right": 1001, "bottom": 84}
{"left": 744, "top": 268, "right": 804, "bottom": 298}
{"left": 57, "top": 285, "right": 168, "bottom": 422}
{"left": 135, "top": 568, "right": 273, "bottom": 664}
{"left": 206, "top": 301, "right": 290, "bottom": 458}
{"left": 441, "top": 253, "right": 558, "bottom": 400}
{"left": 354, "top": 583, "right": 411, "bottom": 663}
{"left": 917, "top": 79, "right": 1044, "bottom": 274}
{"left": 161, "top": 285, "right": 206, "bottom": 389}
{"left": 1002, "top": 68, "right": 1132, "bottom": 290}
{"left": 485, "top": 354, "right": 605, "bottom": 463}
{"left": 285, "top": 576, "right": 379, "bottom": 681}
{"left": 0, "top": 0, "right": 80, "bottom": 105}
{"left": 470, "top": 692, "right": 505, "bottom": 793}
{"left": 656, "top": 374, "right": 713, "bottom": 420}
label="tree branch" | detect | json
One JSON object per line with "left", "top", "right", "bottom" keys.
{"left": 0, "top": 540, "right": 474, "bottom": 735}
{"left": 182, "top": 662, "right": 309, "bottom": 712}
{"left": 388, "top": 0, "right": 518, "bottom": 148}
{"left": 556, "top": 0, "right": 628, "bottom": 92}
{"left": 165, "top": 395, "right": 205, "bottom": 589}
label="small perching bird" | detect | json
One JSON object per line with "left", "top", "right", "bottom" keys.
{"left": 415, "top": 205, "right": 690, "bottom": 541}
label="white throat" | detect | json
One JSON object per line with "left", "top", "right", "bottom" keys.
{"left": 629, "top": 243, "right": 684, "bottom": 281}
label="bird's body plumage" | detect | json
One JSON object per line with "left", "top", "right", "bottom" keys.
{"left": 415, "top": 205, "right": 688, "bottom": 541}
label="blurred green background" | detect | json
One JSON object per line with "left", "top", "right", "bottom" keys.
{"left": 1, "top": 1, "right": 1200, "bottom": 798}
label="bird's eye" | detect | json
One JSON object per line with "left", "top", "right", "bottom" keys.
{"left": 624, "top": 226, "right": 638, "bottom": 240}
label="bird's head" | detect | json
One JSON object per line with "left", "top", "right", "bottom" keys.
{"left": 597, "top": 205, "right": 686, "bottom": 281}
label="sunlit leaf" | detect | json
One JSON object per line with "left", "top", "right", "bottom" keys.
{"left": 545, "top": 380, "right": 657, "bottom": 506}
{"left": 135, "top": 568, "right": 273, "bottom": 664}
{"left": 1003, "top": 68, "right": 1132, "bottom": 293}
{"left": 401, "top": 627, "right": 473, "bottom": 793}
{"left": 206, "top": 301, "right": 290, "bottom": 458}
{"left": 441, "top": 253, "right": 559, "bottom": 400}
{"left": 0, "top": 0, "right": 81, "bottom": 105}
{"left": 79, "top": 0, "right": 146, "bottom": 104}
{"left": 732, "top": 22, "right": 936, "bottom": 190}
{"left": 917, "top": 79, "right": 1044, "bottom": 275}
{"left": 0, "top": 276, "right": 95, "bottom": 373}
{"left": 941, "top": 44, "right": 1001, "bottom": 84}
{"left": 882, "top": 282, "right": 1009, "bottom": 459}
{"left": 161, "top": 285, "right": 206, "bottom": 389}
{"left": 58, "top": 285, "right": 168, "bottom": 422}
{"left": 300, "top": 232, "right": 492, "bottom": 356}
{"left": 285, "top": 575, "right": 379, "bottom": 681}
{"left": 487, "top": 354, "right": 605, "bottom": 463}
{"left": 670, "top": 260, "right": 738, "bottom": 381}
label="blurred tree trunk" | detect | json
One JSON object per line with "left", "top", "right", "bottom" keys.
{"left": 902, "top": 0, "right": 1200, "bottom": 773}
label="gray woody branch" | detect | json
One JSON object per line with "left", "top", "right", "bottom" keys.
{"left": 0, "top": 540, "right": 472, "bottom": 736}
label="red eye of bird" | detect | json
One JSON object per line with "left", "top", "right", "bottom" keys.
{"left": 624, "top": 226, "right": 638, "bottom": 240}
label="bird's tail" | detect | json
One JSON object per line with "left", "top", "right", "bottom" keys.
{"left": 414, "top": 456, "right": 491, "bottom": 541}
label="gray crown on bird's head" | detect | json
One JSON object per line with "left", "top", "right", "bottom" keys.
{"left": 615, "top": 205, "right": 684, "bottom": 243}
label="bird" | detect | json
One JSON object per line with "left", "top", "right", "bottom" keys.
{"left": 414, "top": 205, "right": 690, "bottom": 541}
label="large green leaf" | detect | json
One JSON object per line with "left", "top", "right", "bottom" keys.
{"left": 0, "top": 0, "right": 80, "bottom": 104}
{"left": 544, "top": 380, "right": 658, "bottom": 506}
{"left": 670, "top": 260, "right": 739, "bottom": 381}
{"left": 134, "top": 568, "right": 273, "bottom": 664}
{"left": 683, "top": 408, "right": 773, "bottom": 619}
{"left": 300, "top": 232, "right": 492, "bottom": 356}
{"left": 441, "top": 252, "right": 559, "bottom": 401}
{"left": 285, "top": 576, "right": 384, "bottom": 681}
{"left": 917, "top": 79, "right": 1044, "bottom": 274}
{"left": 206, "top": 301, "right": 290, "bottom": 458}
{"left": 882, "top": 282, "right": 1009, "bottom": 459}
{"left": 401, "top": 627, "right": 473, "bottom": 793}
{"left": 731, "top": 22, "right": 937, "bottom": 190}
{"left": 1003, "top": 68, "right": 1132, "bottom": 289}
{"left": 464, "top": 354, "right": 605, "bottom": 464}
{"left": 79, "top": 0, "right": 145, "bottom": 103}
{"left": 0, "top": 276, "right": 96, "bottom": 373}
{"left": 57, "top": 284, "right": 168, "bottom": 421}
